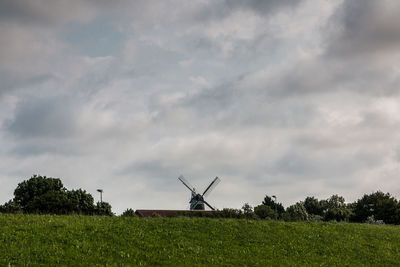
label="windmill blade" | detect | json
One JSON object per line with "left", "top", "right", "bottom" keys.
{"left": 202, "top": 176, "right": 220, "bottom": 197}
{"left": 203, "top": 200, "right": 215, "bottom": 211}
{"left": 178, "top": 175, "right": 196, "bottom": 194}
{"left": 190, "top": 200, "right": 200, "bottom": 210}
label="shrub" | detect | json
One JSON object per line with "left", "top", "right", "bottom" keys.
{"left": 242, "top": 203, "right": 256, "bottom": 219}
{"left": 283, "top": 203, "right": 309, "bottom": 222}
{"left": 121, "top": 208, "right": 136, "bottom": 217}
{"left": 95, "top": 202, "right": 113, "bottom": 216}
{"left": 0, "top": 200, "right": 23, "bottom": 214}
{"left": 254, "top": 205, "right": 276, "bottom": 220}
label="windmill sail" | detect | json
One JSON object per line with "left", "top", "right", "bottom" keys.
{"left": 178, "top": 175, "right": 220, "bottom": 211}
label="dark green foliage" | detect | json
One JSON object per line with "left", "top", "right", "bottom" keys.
{"left": 218, "top": 208, "right": 245, "bottom": 218}
{"left": 321, "top": 195, "right": 352, "bottom": 222}
{"left": 351, "top": 191, "right": 400, "bottom": 224}
{"left": 95, "top": 202, "right": 113, "bottom": 216}
{"left": 304, "top": 196, "right": 324, "bottom": 216}
{"left": 242, "top": 203, "right": 256, "bottom": 219}
{"left": 262, "top": 195, "right": 285, "bottom": 215}
{"left": 25, "top": 191, "right": 71, "bottom": 214}
{"left": 283, "top": 202, "right": 309, "bottom": 221}
{"left": 2, "top": 214, "right": 400, "bottom": 266}
{"left": 301, "top": 195, "right": 352, "bottom": 222}
{"left": 14, "top": 175, "right": 64, "bottom": 208}
{"left": 0, "top": 200, "right": 22, "bottom": 214}
{"left": 3, "top": 175, "right": 112, "bottom": 215}
{"left": 121, "top": 208, "right": 136, "bottom": 217}
{"left": 67, "top": 189, "right": 95, "bottom": 215}
{"left": 254, "top": 205, "right": 276, "bottom": 219}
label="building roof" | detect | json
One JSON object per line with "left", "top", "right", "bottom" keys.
{"left": 135, "top": 209, "right": 216, "bottom": 217}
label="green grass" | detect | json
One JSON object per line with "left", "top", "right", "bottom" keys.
{"left": 1, "top": 214, "right": 400, "bottom": 266}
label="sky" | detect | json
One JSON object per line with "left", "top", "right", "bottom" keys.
{"left": 1, "top": 0, "right": 400, "bottom": 214}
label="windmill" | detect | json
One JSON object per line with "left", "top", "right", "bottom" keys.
{"left": 178, "top": 175, "right": 221, "bottom": 210}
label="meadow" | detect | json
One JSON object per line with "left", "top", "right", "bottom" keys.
{"left": 1, "top": 214, "right": 400, "bottom": 266}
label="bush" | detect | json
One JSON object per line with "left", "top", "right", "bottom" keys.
{"left": 283, "top": 203, "right": 309, "bottom": 222}
{"left": 242, "top": 203, "right": 256, "bottom": 219}
{"left": 254, "top": 205, "right": 276, "bottom": 220}
{"left": 320, "top": 195, "right": 352, "bottom": 222}
{"left": 0, "top": 200, "right": 23, "bottom": 214}
{"left": 121, "top": 208, "right": 136, "bottom": 217}
{"left": 304, "top": 197, "right": 324, "bottom": 216}
{"left": 351, "top": 191, "right": 400, "bottom": 224}
{"left": 218, "top": 208, "right": 245, "bottom": 219}
{"left": 95, "top": 202, "right": 113, "bottom": 216}
{"left": 262, "top": 195, "right": 285, "bottom": 215}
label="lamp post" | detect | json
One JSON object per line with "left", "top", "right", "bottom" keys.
{"left": 97, "top": 189, "right": 103, "bottom": 203}
{"left": 272, "top": 195, "right": 277, "bottom": 220}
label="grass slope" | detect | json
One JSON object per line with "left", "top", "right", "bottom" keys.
{"left": 1, "top": 214, "right": 400, "bottom": 266}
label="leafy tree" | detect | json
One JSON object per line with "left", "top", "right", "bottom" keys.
{"left": 121, "top": 208, "right": 136, "bottom": 217}
{"left": 95, "top": 202, "right": 113, "bottom": 216}
{"left": 3, "top": 175, "right": 112, "bottom": 215}
{"left": 262, "top": 195, "right": 284, "bottom": 215}
{"left": 14, "top": 175, "right": 65, "bottom": 208}
{"left": 321, "top": 195, "right": 352, "bottom": 222}
{"left": 304, "top": 196, "right": 323, "bottom": 216}
{"left": 218, "top": 208, "right": 244, "bottom": 219}
{"left": 254, "top": 205, "right": 276, "bottom": 220}
{"left": 242, "top": 203, "right": 256, "bottom": 219}
{"left": 25, "top": 191, "right": 72, "bottom": 214}
{"left": 351, "top": 191, "right": 400, "bottom": 224}
{"left": 0, "top": 200, "right": 22, "bottom": 214}
{"left": 283, "top": 203, "right": 309, "bottom": 221}
{"left": 67, "top": 189, "right": 95, "bottom": 215}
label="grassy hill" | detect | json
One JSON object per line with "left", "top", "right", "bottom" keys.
{"left": 1, "top": 214, "right": 400, "bottom": 266}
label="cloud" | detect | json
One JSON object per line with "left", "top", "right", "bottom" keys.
{"left": 325, "top": 0, "right": 400, "bottom": 57}
{"left": 7, "top": 96, "right": 80, "bottom": 139}
{"left": 0, "top": 0, "right": 98, "bottom": 25}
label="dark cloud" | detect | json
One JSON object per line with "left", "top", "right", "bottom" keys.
{"left": 0, "top": 73, "right": 55, "bottom": 97}
{"left": 0, "top": 0, "right": 97, "bottom": 25}
{"left": 325, "top": 0, "right": 400, "bottom": 57}
{"left": 7, "top": 96, "right": 80, "bottom": 139}
{"left": 192, "top": 0, "right": 303, "bottom": 22}
{"left": 231, "top": 0, "right": 303, "bottom": 14}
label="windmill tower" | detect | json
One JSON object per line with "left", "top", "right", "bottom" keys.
{"left": 178, "top": 175, "right": 220, "bottom": 210}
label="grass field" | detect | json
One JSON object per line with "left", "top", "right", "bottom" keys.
{"left": 1, "top": 214, "right": 400, "bottom": 266}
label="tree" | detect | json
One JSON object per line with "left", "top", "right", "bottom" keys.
{"left": 0, "top": 200, "right": 22, "bottom": 214}
{"left": 121, "top": 208, "right": 136, "bottom": 217}
{"left": 254, "top": 205, "right": 276, "bottom": 220}
{"left": 95, "top": 202, "right": 113, "bottom": 216}
{"left": 351, "top": 191, "right": 400, "bottom": 224}
{"left": 262, "top": 195, "right": 285, "bottom": 215}
{"left": 283, "top": 203, "right": 309, "bottom": 221}
{"left": 14, "top": 175, "right": 65, "bottom": 208}
{"left": 242, "top": 203, "right": 256, "bottom": 219}
{"left": 67, "top": 189, "right": 95, "bottom": 215}
{"left": 3, "top": 174, "right": 112, "bottom": 215}
{"left": 322, "top": 195, "right": 352, "bottom": 222}
{"left": 25, "top": 190, "right": 72, "bottom": 214}
{"left": 218, "top": 208, "right": 244, "bottom": 219}
{"left": 304, "top": 196, "right": 323, "bottom": 216}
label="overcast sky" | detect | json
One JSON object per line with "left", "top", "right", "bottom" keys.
{"left": 1, "top": 0, "right": 400, "bottom": 214}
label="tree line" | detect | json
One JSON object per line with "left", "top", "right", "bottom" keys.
{"left": 199, "top": 193, "right": 400, "bottom": 224}
{"left": 0, "top": 175, "right": 112, "bottom": 216}
{"left": 2, "top": 175, "right": 400, "bottom": 225}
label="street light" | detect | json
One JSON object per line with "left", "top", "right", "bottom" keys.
{"left": 272, "top": 195, "right": 277, "bottom": 220}
{"left": 97, "top": 189, "right": 103, "bottom": 203}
